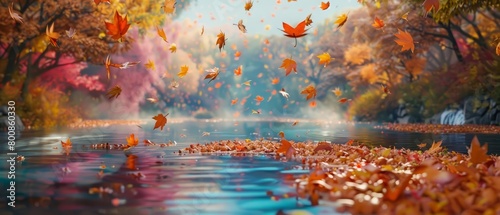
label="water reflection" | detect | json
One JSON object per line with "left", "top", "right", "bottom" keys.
{"left": 0, "top": 121, "right": 499, "bottom": 214}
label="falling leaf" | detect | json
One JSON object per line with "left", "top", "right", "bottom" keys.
{"left": 162, "top": 0, "right": 176, "bottom": 14}
{"left": 417, "top": 143, "right": 427, "bottom": 149}
{"left": 251, "top": 110, "right": 261, "bottom": 114}
{"left": 201, "top": 25, "right": 205, "bottom": 35}
{"left": 145, "top": 59, "right": 156, "bottom": 70}
{"left": 271, "top": 77, "right": 280, "bottom": 85}
{"left": 244, "top": 0, "right": 253, "bottom": 11}
{"left": 61, "top": 138, "right": 72, "bottom": 148}
{"left": 94, "top": 0, "right": 111, "bottom": 5}
{"left": 152, "top": 113, "right": 169, "bottom": 130}
{"left": 234, "top": 65, "right": 242, "bottom": 76}
{"left": 372, "top": 17, "right": 385, "bottom": 29}
{"left": 46, "top": 23, "right": 60, "bottom": 47}
{"left": 126, "top": 134, "right": 139, "bottom": 148}
{"left": 309, "top": 100, "right": 317, "bottom": 107}
{"left": 204, "top": 67, "right": 220, "bottom": 83}
{"left": 304, "top": 14, "right": 313, "bottom": 26}
{"left": 279, "top": 88, "right": 289, "bottom": 100}
{"left": 243, "top": 80, "right": 252, "bottom": 86}
{"left": 320, "top": 2, "right": 330, "bottom": 10}
{"left": 66, "top": 27, "right": 76, "bottom": 38}
{"left": 469, "top": 135, "right": 488, "bottom": 165}
{"left": 119, "top": 61, "right": 140, "bottom": 69}
{"left": 317, "top": 52, "right": 331, "bottom": 66}
{"left": 280, "top": 20, "right": 308, "bottom": 47}
{"left": 401, "top": 11, "right": 409, "bottom": 21}
{"left": 169, "top": 43, "right": 177, "bottom": 53}
{"left": 332, "top": 87, "right": 342, "bottom": 97}
{"left": 8, "top": 3, "right": 23, "bottom": 23}
{"left": 423, "top": 0, "right": 439, "bottom": 14}
{"left": 105, "top": 11, "right": 130, "bottom": 42}
{"left": 280, "top": 58, "right": 297, "bottom": 76}
{"left": 301, "top": 85, "right": 316, "bottom": 100}
{"left": 216, "top": 31, "right": 227, "bottom": 52}
{"left": 234, "top": 51, "right": 241, "bottom": 58}
{"left": 147, "top": 97, "right": 158, "bottom": 103}
{"left": 394, "top": 29, "right": 415, "bottom": 53}
{"left": 170, "top": 80, "right": 179, "bottom": 89}
{"left": 231, "top": 98, "right": 238, "bottom": 105}
{"left": 255, "top": 95, "right": 264, "bottom": 103}
{"left": 334, "top": 13, "right": 348, "bottom": 29}
{"left": 106, "top": 85, "right": 122, "bottom": 100}
{"left": 338, "top": 98, "right": 351, "bottom": 103}
{"left": 178, "top": 65, "right": 189, "bottom": 78}
{"left": 234, "top": 20, "right": 247, "bottom": 33}
{"left": 156, "top": 26, "right": 168, "bottom": 42}
{"left": 292, "top": 121, "right": 298, "bottom": 126}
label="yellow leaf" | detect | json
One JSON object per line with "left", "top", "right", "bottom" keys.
{"left": 156, "top": 26, "right": 168, "bottom": 42}
{"left": 169, "top": 43, "right": 177, "bottom": 53}
{"left": 317, "top": 52, "right": 331, "bottom": 66}
{"left": 334, "top": 13, "right": 348, "bottom": 29}
{"left": 145, "top": 59, "right": 155, "bottom": 70}
{"left": 126, "top": 133, "right": 139, "bottom": 148}
{"left": 162, "top": 0, "right": 176, "bottom": 14}
{"left": 178, "top": 65, "right": 188, "bottom": 78}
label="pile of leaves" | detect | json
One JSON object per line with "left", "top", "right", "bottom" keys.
{"left": 181, "top": 136, "right": 500, "bottom": 214}
{"left": 67, "top": 119, "right": 147, "bottom": 128}
{"left": 376, "top": 123, "right": 500, "bottom": 134}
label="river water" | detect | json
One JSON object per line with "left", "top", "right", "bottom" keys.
{"left": 1, "top": 120, "right": 499, "bottom": 214}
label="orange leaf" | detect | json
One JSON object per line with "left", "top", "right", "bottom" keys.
{"left": 309, "top": 100, "right": 316, "bottom": 107}
{"left": 384, "top": 173, "right": 413, "bottom": 201}
{"left": 280, "top": 21, "right": 308, "bottom": 47}
{"left": 178, "top": 65, "right": 188, "bottom": 78}
{"left": 271, "top": 77, "right": 280, "bottom": 85}
{"left": 334, "top": 13, "right": 348, "bottom": 29}
{"left": 496, "top": 41, "right": 500, "bottom": 56}
{"left": 280, "top": 58, "right": 297, "bottom": 76}
{"left": 255, "top": 95, "right": 264, "bottom": 103}
{"left": 422, "top": 0, "right": 439, "bottom": 14}
{"left": 394, "top": 29, "right": 415, "bottom": 53}
{"left": 46, "top": 22, "right": 60, "bottom": 47}
{"left": 426, "top": 140, "right": 443, "bottom": 154}
{"left": 304, "top": 14, "right": 313, "bottom": 26}
{"left": 234, "top": 65, "right": 242, "bottom": 76}
{"left": 300, "top": 85, "right": 316, "bottom": 101}
{"left": 277, "top": 139, "right": 295, "bottom": 159}
{"left": 338, "top": 98, "right": 351, "bottom": 103}
{"left": 231, "top": 98, "right": 238, "bottom": 105}
{"left": 126, "top": 133, "right": 139, "bottom": 148}
{"left": 469, "top": 135, "right": 488, "bottom": 165}
{"left": 105, "top": 11, "right": 130, "bottom": 42}
{"left": 216, "top": 31, "right": 227, "bottom": 52}
{"left": 244, "top": 0, "right": 253, "bottom": 11}
{"left": 94, "top": 0, "right": 110, "bottom": 5}
{"left": 152, "top": 113, "right": 168, "bottom": 130}
{"left": 372, "top": 17, "right": 385, "bottom": 29}
{"left": 320, "top": 1, "right": 330, "bottom": 10}
{"left": 204, "top": 67, "right": 220, "bottom": 83}
{"left": 61, "top": 138, "right": 72, "bottom": 148}
{"left": 156, "top": 26, "right": 168, "bottom": 42}
{"left": 162, "top": 0, "right": 176, "bottom": 14}
{"left": 313, "top": 142, "right": 332, "bottom": 154}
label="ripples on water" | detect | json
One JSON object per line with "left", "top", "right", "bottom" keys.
{"left": 1, "top": 121, "right": 499, "bottom": 214}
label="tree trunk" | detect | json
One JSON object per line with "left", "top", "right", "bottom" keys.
{"left": 441, "top": 23, "right": 465, "bottom": 63}
{"left": 1, "top": 47, "right": 18, "bottom": 85}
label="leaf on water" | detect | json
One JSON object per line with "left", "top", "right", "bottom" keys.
{"left": 61, "top": 138, "right": 72, "bottom": 148}
{"left": 469, "top": 135, "right": 488, "bottom": 165}
{"left": 126, "top": 134, "right": 139, "bottom": 148}
{"left": 152, "top": 113, "right": 168, "bottom": 130}
{"left": 313, "top": 142, "right": 333, "bottom": 154}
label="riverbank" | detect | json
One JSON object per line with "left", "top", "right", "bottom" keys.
{"left": 376, "top": 123, "right": 500, "bottom": 134}
{"left": 181, "top": 137, "right": 500, "bottom": 214}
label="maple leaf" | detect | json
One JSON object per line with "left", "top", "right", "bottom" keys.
{"left": 271, "top": 77, "right": 280, "bottom": 85}
{"left": 320, "top": 2, "right": 330, "bottom": 10}
{"left": 152, "top": 113, "right": 169, "bottom": 130}
{"left": 423, "top": 0, "right": 439, "bottom": 15}
{"left": 61, "top": 138, "right": 72, "bottom": 148}
{"left": 317, "top": 52, "right": 331, "bottom": 66}
{"left": 204, "top": 67, "right": 220, "bottom": 83}
{"left": 94, "top": 0, "right": 111, "bottom": 5}
{"left": 234, "top": 65, "right": 242, "bottom": 76}
{"left": 469, "top": 135, "right": 488, "bottom": 165}
{"left": 335, "top": 13, "right": 348, "bottom": 29}
{"left": 244, "top": 0, "right": 253, "bottom": 11}
{"left": 304, "top": 14, "right": 313, "bottom": 26}
{"left": 243, "top": 80, "right": 251, "bottom": 86}
{"left": 255, "top": 95, "right": 264, "bottom": 104}
{"left": 426, "top": 140, "right": 443, "bottom": 154}
{"left": 216, "top": 31, "right": 227, "bottom": 52}
{"left": 280, "top": 21, "right": 308, "bottom": 47}
{"left": 338, "top": 98, "right": 352, "bottom": 103}
{"left": 66, "top": 27, "right": 76, "bottom": 38}
{"left": 145, "top": 59, "right": 156, "bottom": 70}
{"left": 394, "top": 29, "right": 415, "bottom": 53}
{"left": 106, "top": 85, "right": 122, "bottom": 100}
{"left": 46, "top": 23, "right": 60, "bottom": 47}
{"left": 126, "top": 133, "right": 139, "bottom": 148}
{"left": 169, "top": 43, "right": 177, "bottom": 53}
{"left": 280, "top": 58, "right": 297, "bottom": 76}
{"left": 301, "top": 85, "right": 316, "bottom": 100}
{"left": 231, "top": 98, "right": 238, "bottom": 105}
{"left": 372, "top": 17, "right": 385, "bottom": 29}
{"left": 178, "top": 65, "right": 188, "bottom": 78}
{"left": 332, "top": 87, "right": 342, "bottom": 97}
{"left": 277, "top": 139, "right": 295, "bottom": 159}
{"left": 157, "top": 26, "right": 168, "bottom": 42}
{"left": 9, "top": 3, "right": 23, "bottom": 23}
{"left": 105, "top": 11, "right": 130, "bottom": 42}
{"left": 162, "top": 0, "right": 176, "bottom": 14}
{"left": 234, "top": 20, "right": 247, "bottom": 33}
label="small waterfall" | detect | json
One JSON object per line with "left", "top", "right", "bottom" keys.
{"left": 440, "top": 109, "right": 465, "bottom": 125}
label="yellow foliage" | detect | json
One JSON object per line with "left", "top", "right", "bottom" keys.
{"left": 347, "top": 90, "right": 392, "bottom": 121}
{"left": 98, "top": 0, "right": 169, "bottom": 31}
{"left": 360, "top": 63, "right": 378, "bottom": 84}
{"left": 344, "top": 43, "right": 371, "bottom": 65}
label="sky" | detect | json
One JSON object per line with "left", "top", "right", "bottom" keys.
{"left": 177, "top": 0, "right": 362, "bottom": 35}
